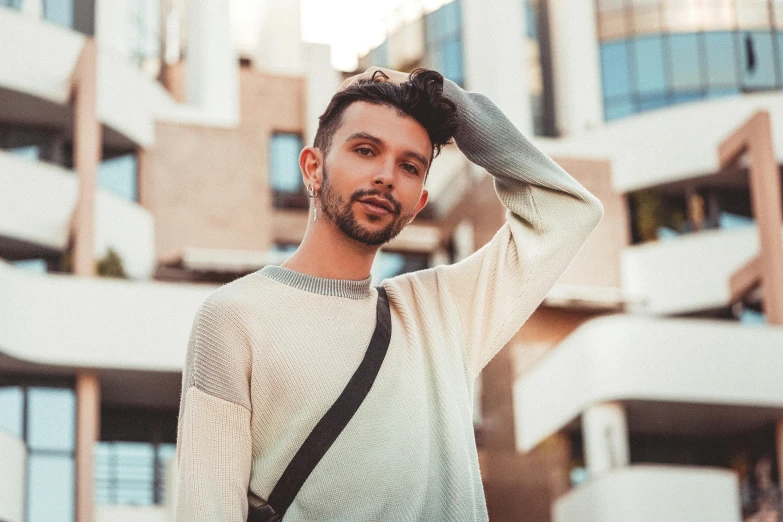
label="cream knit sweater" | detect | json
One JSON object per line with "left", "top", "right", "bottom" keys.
{"left": 175, "top": 79, "right": 604, "bottom": 521}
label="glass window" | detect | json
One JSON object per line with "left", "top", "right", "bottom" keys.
{"left": 0, "top": 386, "right": 23, "bottom": 438}
{"left": 638, "top": 93, "right": 670, "bottom": 111}
{"left": 672, "top": 90, "right": 705, "bottom": 104}
{"left": 12, "top": 259, "right": 48, "bottom": 274}
{"left": 269, "top": 133, "right": 303, "bottom": 194}
{"left": 705, "top": 31, "right": 739, "bottom": 87}
{"left": 632, "top": 35, "right": 668, "bottom": 94}
{"left": 27, "top": 387, "right": 76, "bottom": 452}
{"left": 441, "top": 38, "right": 464, "bottom": 85}
{"left": 99, "top": 154, "right": 138, "bottom": 202}
{"left": 669, "top": 33, "right": 703, "bottom": 90}
{"left": 601, "top": 41, "right": 632, "bottom": 98}
{"left": 605, "top": 97, "right": 635, "bottom": 120}
{"left": 0, "top": 0, "right": 24, "bottom": 9}
{"left": 11, "top": 145, "right": 40, "bottom": 160}
{"left": 28, "top": 454, "right": 75, "bottom": 522}
{"left": 740, "top": 31, "right": 777, "bottom": 89}
{"left": 42, "top": 0, "right": 74, "bottom": 28}
{"left": 707, "top": 86, "right": 740, "bottom": 98}
{"left": 525, "top": 0, "right": 539, "bottom": 39}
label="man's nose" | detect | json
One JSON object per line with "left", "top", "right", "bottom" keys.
{"left": 373, "top": 163, "right": 394, "bottom": 190}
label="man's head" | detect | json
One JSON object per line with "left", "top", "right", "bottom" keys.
{"left": 301, "top": 68, "right": 459, "bottom": 247}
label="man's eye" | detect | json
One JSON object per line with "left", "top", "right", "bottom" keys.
{"left": 356, "top": 147, "right": 374, "bottom": 156}
{"left": 402, "top": 164, "right": 420, "bottom": 175}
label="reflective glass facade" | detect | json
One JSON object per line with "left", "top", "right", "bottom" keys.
{"left": 0, "top": 382, "right": 76, "bottom": 522}
{"left": 424, "top": 0, "right": 465, "bottom": 86}
{"left": 597, "top": 1, "right": 783, "bottom": 120}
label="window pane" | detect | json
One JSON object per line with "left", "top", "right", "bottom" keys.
{"left": 43, "top": 0, "right": 74, "bottom": 28}
{"left": 601, "top": 41, "right": 632, "bottom": 97}
{"left": 0, "top": 0, "right": 23, "bottom": 9}
{"left": 705, "top": 31, "right": 739, "bottom": 86}
{"left": 0, "top": 386, "right": 23, "bottom": 438}
{"left": 99, "top": 154, "right": 138, "bottom": 202}
{"left": 269, "top": 134, "right": 303, "bottom": 193}
{"left": 638, "top": 93, "right": 670, "bottom": 111}
{"left": 605, "top": 97, "right": 636, "bottom": 120}
{"left": 740, "top": 31, "right": 777, "bottom": 89}
{"left": 12, "top": 259, "right": 48, "bottom": 274}
{"left": 669, "top": 33, "right": 703, "bottom": 89}
{"left": 95, "top": 442, "right": 156, "bottom": 506}
{"left": 632, "top": 35, "right": 668, "bottom": 94}
{"left": 672, "top": 90, "right": 705, "bottom": 104}
{"left": 28, "top": 454, "right": 75, "bottom": 522}
{"left": 441, "top": 38, "right": 464, "bottom": 85}
{"left": 525, "top": 0, "right": 539, "bottom": 39}
{"left": 11, "top": 145, "right": 40, "bottom": 160}
{"left": 27, "top": 387, "right": 75, "bottom": 452}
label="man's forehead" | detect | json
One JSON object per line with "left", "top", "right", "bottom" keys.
{"left": 335, "top": 102, "right": 432, "bottom": 151}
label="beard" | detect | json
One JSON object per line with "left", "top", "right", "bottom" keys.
{"left": 318, "top": 166, "right": 415, "bottom": 247}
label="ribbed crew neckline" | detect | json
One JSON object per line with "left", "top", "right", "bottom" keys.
{"left": 259, "top": 265, "right": 372, "bottom": 300}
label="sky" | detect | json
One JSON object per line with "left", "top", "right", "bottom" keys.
{"left": 299, "top": 0, "right": 452, "bottom": 71}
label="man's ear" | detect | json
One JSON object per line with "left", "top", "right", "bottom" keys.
{"left": 408, "top": 189, "right": 429, "bottom": 224}
{"left": 300, "top": 146, "right": 323, "bottom": 191}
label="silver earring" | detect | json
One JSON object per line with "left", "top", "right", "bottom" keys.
{"left": 307, "top": 184, "right": 318, "bottom": 222}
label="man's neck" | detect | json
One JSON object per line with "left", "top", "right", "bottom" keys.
{"left": 281, "top": 219, "right": 378, "bottom": 281}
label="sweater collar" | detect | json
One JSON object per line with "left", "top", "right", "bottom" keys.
{"left": 259, "top": 265, "right": 372, "bottom": 300}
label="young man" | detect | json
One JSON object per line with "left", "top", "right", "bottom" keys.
{"left": 176, "top": 67, "right": 604, "bottom": 521}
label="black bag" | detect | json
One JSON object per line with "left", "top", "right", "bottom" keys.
{"left": 247, "top": 287, "right": 392, "bottom": 522}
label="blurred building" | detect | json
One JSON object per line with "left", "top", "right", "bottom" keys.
{"left": 356, "top": 1, "right": 783, "bottom": 521}
{"left": 2, "top": 1, "right": 783, "bottom": 522}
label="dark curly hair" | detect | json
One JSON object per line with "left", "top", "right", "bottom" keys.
{"left": 313, "top": 68, "right": 459, "bottom": 165}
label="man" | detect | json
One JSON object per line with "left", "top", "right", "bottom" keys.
{"left": 176, "top": 67, "right": 604, "bottom": 521}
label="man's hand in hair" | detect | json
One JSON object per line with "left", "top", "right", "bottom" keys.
{"left": 338, "top": 66, "right": 410, "bottom": 92}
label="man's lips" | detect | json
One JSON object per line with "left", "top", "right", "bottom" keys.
{"left": 358, "top": 196, "right": 396, "bottom": 213}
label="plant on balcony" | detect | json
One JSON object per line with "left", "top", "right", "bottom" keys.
{"left": 97, "top": 248, "right": 127, "bottom": 279}
{"left": 631, "top": 190, "right": 685, "bottom": 242}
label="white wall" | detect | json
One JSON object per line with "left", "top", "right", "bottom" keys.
{"left": 461, "top": 0, "right": 533, "bottom": 135}
{"left": 0, "top": 431, "right": 25, "bottom": 522}
{"left": 0, "top": 260, "right": 216, "bottom": 371}
{"left": 553, "top": 465, "right": 741, "bottom": 522}
{"left": 0, "top": 6, "right": 85, "bottom": 103}
{"left": 252, "top": 0, "right": 303, "bottom": 75}
{"left": 621, "top": 226, "right": 777, "bottom": 315}
{"left": 303, "top": 43, "right": 343, "bottom": 147}
{"left": 513, "top": 314, "right": 783, "bottom": 451}
{"left": 0, "top": 150, "right": 156, "bottom": 280}
{"left": 535, "top": 90, "right": 783, "bottom": 193}
{"left": 95, "top": 506, "right": 170, "bottom": 522}
{"left": 547, "top": 0, "right": 604, "bottom": 136}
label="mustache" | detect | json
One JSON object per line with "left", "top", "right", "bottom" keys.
{"left": 350, "top": 189, "right": 402, "bottom": 215}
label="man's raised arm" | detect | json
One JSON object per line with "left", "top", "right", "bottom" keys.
{"left": 438, "top": 79, "right": 605, "bottom": 377}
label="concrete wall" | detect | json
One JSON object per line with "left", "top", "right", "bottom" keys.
{"left": 139, "top": 69, "right": 306, "bottom": 262}
{"left": 0, "top": 431, "right": 25, "bottom": 522}
{"left": 553, "top": 465, "right": 741, "bottom": 522}
{"left": 552, "top": 157, "right": 628, "bottom": 289}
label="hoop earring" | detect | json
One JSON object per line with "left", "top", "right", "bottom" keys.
{"left": 307, "top": 184, "right": 319, "bottom": 222}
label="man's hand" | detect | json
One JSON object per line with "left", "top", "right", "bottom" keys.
{"left": 338, "top": 66, "right": 410, "bottom": 92}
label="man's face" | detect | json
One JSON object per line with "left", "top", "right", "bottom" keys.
{"left": 318, "top": 101, "right": 431, "bottom": 247}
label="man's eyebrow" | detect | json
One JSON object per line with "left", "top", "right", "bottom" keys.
{"left": 345, "top": 132, "right": 430, "bottom": 169}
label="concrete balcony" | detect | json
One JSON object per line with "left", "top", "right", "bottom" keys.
{"left": 0, "top": 150, "right": 156, "bottom": 279}
{"left": 0, "top": 430, "right": 26, "bottom": 522}
{"left": 513, "top": 314, "right": 783, "bottom": 452}
{"left": 621, "top": 226, "right": 781, "bottom": 315}
{"left": 553, "top": 465, "right": 741, "bottom": 522}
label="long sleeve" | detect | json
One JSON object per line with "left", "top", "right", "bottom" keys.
{"left": 438, "top": 79, "right": 605, "bottom": 378}
{"left": 175, "top": 294, "right": 254, "bottom": 521}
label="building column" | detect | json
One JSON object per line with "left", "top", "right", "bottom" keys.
{"left": 582, "top": 401, "right": 630, "bottom": 477}
{"left": 72, "top": 40, "right": 101, "bottom": 277}
{"left": 547, "top": 0, "right": 604, "bottom": 136}
{"left": 76, "top": 372, "right": 100, "bottom": 522}
{"left": 461, "top": 0, "right": 533, "bottom": 135}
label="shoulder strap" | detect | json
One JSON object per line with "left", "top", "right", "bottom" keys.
{"left": 252, "top": 286, "right": 392, "bottom": 520}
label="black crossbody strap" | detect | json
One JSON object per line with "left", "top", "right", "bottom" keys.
{"left": 254, "top": 286, "right": 392, "bottom": 520}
